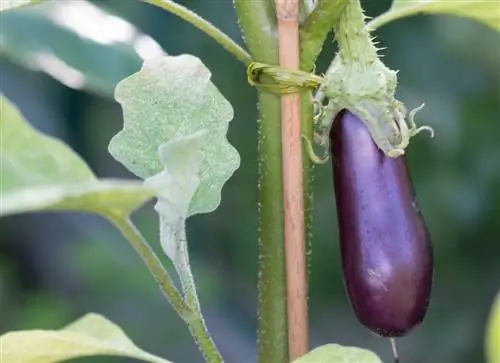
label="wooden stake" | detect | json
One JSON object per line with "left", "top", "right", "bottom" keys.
{"left": 275, "top": 0, "right": 309, "bottom": 360}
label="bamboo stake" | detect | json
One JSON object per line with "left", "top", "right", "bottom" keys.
{"left": 275, "top": 0, "right": 309, "bottom": 360}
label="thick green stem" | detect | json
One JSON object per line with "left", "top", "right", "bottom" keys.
{"left": 299, "top": 0, "right": 348, "bottom": 71}
{"left": 233, "top": 1, "right": 288, "bottom": 363}
{"left": 144, "top": 0, "right": 252, "bottom": 65}
{"left": 335, "top": 0, "right": 378, "bottom": 64}
{"left": 107, "top": 214, "right": 221, "bottom": 363}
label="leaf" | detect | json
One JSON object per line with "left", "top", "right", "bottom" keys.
{"left": 486, "top": 291, "right": 500, "bottom": 363}
{"left": 0, "top": 313, "right": 172, "bottom": 363}
{"left": 0, "top": 95, "right": 155, "bottom": 217}
{"left": 368, "top": 0, "right": 500, "bottom": 31}
{"left": 0, "top": 0, "right": 42, "bottom": 12}
{"left": 292, "top": 344, "right": 383, "bottom": 363}
{"left": 109, "top": 54, "right": 240, "bottom": 216}
{"left": 144, "top": 130, "right": 206, "bottom": 263}
{"left": 1, "top": 180, "right": 156, "bottom": 217}
{"left": 0, "top": 0, "right": 165, "bottom": 96}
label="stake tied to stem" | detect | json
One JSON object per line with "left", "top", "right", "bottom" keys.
{"left": 247, "top": 62, "right": 323, "bottom": 94}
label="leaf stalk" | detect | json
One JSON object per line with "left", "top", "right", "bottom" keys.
{"left": 107, "top": 214, "right": 222, "bottom": 363}
{"left": 144, "top": 0, "right": 252, "bottom": 65}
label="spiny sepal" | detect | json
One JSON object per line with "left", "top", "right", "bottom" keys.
{"left": 314, "top": 56, "right": 433, "bottom": 158}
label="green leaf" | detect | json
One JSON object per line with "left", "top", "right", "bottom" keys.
{"left": 0, "top": 96, "right": 155, "bottom": 217}
{"left": 144, "top": 130, "right": 206, "bottom": 263}
{"left": 0, "top": 0, "right": 165, "bottom": 96}
{"left": 0, "top": 0, "right": 42, "bottom": 12}
{"left": 486, "top": 291, "right": 500, "bottom": 363}
{"left": 109, "top": 54, "right": 240, "bottom": 216}
{"left": 1, "top": 180, "right": 156, "bottom": 217}
{"left": 0, "top": 313, "right": 172, "bottom": 363}
{"left": 292, "top": 344, "right": 383, "bottom": 363}
{"left": 368, "top": 0, "right": 500, "bottom": 31}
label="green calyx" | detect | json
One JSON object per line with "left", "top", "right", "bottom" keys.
{"left": 312, "top": 0, "right": 433, "bottom": 160}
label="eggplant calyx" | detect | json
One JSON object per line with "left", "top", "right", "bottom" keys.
{"left": 313, "top": 58, "right": 434, "bottom": 158}
{"left": 312, "top": 0, "right": 434, "bottom": 158}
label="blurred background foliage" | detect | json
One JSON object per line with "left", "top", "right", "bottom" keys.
{"left": 0, "top": 1, "right": 499, "bottom": 362}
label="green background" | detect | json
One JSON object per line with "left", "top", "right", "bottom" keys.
{"left": 1, "top": 1, "right": 499, "bottom": 362}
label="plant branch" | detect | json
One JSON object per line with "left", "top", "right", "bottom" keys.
{"left": 144, "top": 0, "right": 252, "bottom": 65}
{"left": 366, "top": 6, "right": 419, "bottom": 31}
{"left": 299, "top": 0, "right": 348, "bottom": 71}
{"left": 107, "top": 214, "right": 189, "bottom": 316}
{"left": 175, "top": 221, "right": 223, "bottom": 363}
{"left": 107, "top": 214, "right": 221, "bottom": 363}
{"left": 233, "top": 1, "right": 288, "bottom": 363}
{"left": 275, "top": 0, "right": 309, "bottom": 360}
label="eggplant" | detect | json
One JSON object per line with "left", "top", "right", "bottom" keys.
{"left": 330, "top": 110, "right": 433, "bottom": 337}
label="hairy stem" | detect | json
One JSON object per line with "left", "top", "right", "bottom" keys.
{"left": 275, "top": 0, "right": 309, "bottom": 360}
{"left": 107, "top": 214, "right": 222, "bottom": 363}
{"left": 144, "top": 0, "right": 252, "bottom": 65}
{"left": 299, "top": 0, "right": 348, "bottom": 71}
{"left": 107, "top": 214, "right": 189, "bottom": 316}
{"left": 335, "top": 0, "right": 378, "bottom": 64}
{"left": 233, "top": 1, "right": 288, "bottom": 362}
{"left": 175, "top": 222, "right": 223, "bottom": 363}
{"left": 300, "top": 88, "right": 314, "bottom": 302}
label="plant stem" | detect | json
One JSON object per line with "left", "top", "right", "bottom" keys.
{"left": 144, "top": 0, "right": 252, "bottom": 65}
{"left": 233, "top": 1, "right": 288, "bottom": 363}
{"left": 366, "top": 5, "right": 426, "bottom": 31}
{"left": 300, "top": 90, "right": 314, "bottom": 281}
{"left": 107, "top": 214, "right": 189, "bottom": 316}
{"left": 335, "top": 0, "right": 378, "bottom": 64}
{"left": 299, "top": 0, "right": 348, "bottom": 71}
{"left": 175, "top": 221, "right": 223, "bottom": 363}
{"left": 107, "top": 214, "right": 222, "bottom": 363}
{"left": 275, "top": 0, "right": 309, "bottom": 360}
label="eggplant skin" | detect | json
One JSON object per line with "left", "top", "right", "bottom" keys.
{"left": 330, "top": 110, "right": 433, "bottom": 337}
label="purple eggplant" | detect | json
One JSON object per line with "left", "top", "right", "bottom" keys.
{"left": 330, "top": 110, "right": 433, "bottom": 337}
